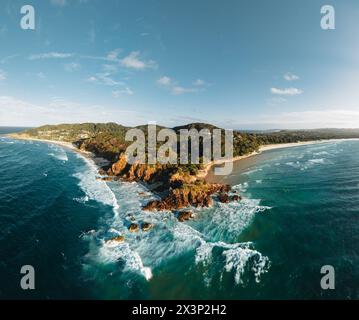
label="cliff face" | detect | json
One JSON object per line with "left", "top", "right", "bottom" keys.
{"left": 15, "top": 122, "right": 359, "bottom": 214}
{"left": 16, "top": 122, "right": 243, "bottom": 213}
{"left": 143, "top": 182, "right": 231, "bottom": 211}
{"left": 101, "top": 153, "right": 235, "bottom": 211}
{"left": 76, "top": 136, "right": 128, "bottom": 162}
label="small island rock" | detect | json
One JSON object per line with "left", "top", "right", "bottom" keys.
{"left": 177, "top": 211, "right": 195, "bottom": 222}
{"left": 129, "top": 223, "right": 140, "bottom": 233}
{"left": 141, "top": 222, "right": 153, "bottom": 232}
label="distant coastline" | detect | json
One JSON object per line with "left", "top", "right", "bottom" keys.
{"left": 9, "top": 132, "right": 359, "bottom": 181}
{"left": 197, "top": 138, "right": 359, "bottom": 179}
{"left": 6, "top": 133, "right": 108, "bottom": 168}
{"left": 7, "top": 123, "right": 359, "bottom": 213}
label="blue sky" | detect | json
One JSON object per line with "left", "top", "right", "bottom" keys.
{"left": 0, "top": 0, "right": 359, "bottom": 129}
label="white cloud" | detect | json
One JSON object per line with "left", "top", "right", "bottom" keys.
{"left": 102, "top": 64, "right": 118, "bottom": 73}
{"left": 86, "top": 73, "right": 124, "bottom": 86}
{"left": 0, "top": 69, "right": 6, "bottom": 81}
{"left": 112, "top": 87, "right": 134, "bottom": 98}
{"left": 284, "top": 72, "right": 300, "bottom": 81}
{"left": 106, "top": 48, "right": 122, "bottom": 62}
{"left": 157, "top": 76, "right": 172, "bottom": 86}
{"left": 120, "top": 51, "right": 156, "bottom": 70}
{"left": 172, "top": 86, "right": 197, "bottom": 95}
{"left": 0, "top": 95, "right": 141, "bottom": 127}
{"left": 29, "top": 52, "right": 74, "bottom": 60}
{"left": 271, "top": 87, "right": 303, "bottom": 96}
{"left": 50, "top": 0, "right": 66, "bottom": 6}
{"left": 157, "top": 76, "right": 204, "bottom": 95}
{"left": 64, "top": 62, "right": 80, "bottom": 72}
{"left": 86, "top": 76, "right": 97, "bottom": 83}
{"left": 193, "top": 79, "right": 205, "bottom": 86}
{"left": 37, "top": 72, "right": 46, "bottom": 79}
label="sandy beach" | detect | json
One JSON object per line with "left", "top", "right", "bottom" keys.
{"left": 197, "top": 139, "right": 358, "bottom": 179}
{"left": 7, "top": 133, "right": 91, "bottom": 155}
{"left": 7, "top": 133, "right": 359, "bottom": 180}
{"left": 8, "top": 133, "right": 76, "bottom": 150}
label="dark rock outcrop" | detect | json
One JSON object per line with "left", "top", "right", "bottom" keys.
{"left": 129, "top": 223, "right": 140, "bottom": 233}
{"left": 177, "top": 211, "right": 195, "bottom": 222}
{"left": 141, "top": 222, "right": 153, "bottom": 232}
{"left": 143, "top": 181, "right": 226, "bottom": 211}
{"left": 231, "top": 194, "right": 241, "bottom": 201}
{"left": 218, "top": 193, "right": 230, "bottom": 203}
{"left": 106, "top": 235, "right": 125, "bottom": 244}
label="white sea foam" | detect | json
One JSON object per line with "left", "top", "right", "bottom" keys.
{"left": 308, "top": 158, "right": 325, "bottom": 164}
{"left": 222, "top": 243, "right": 269, "bottom": 284}
{"left": 73, "top": 195, "right": 89, "bottom": 204}
{"left": 73, "top": 154, "right": 119, "bottom": 210}
{"left": 195, "top": 240, "right": 270, "bottom": 285}
{"left": 47, "top": 145, "right": 68, "bottom": 162}
{"left": 201, "top": 198, "right": 271, "bottom": 239}
{"left": 97, "top": 241, "right": 153, "bottom": 280}
{"left": 171, "top": 221, "right": 270, "bottom": 286}
{"left": 243, "top": 168, "right": 262, "bottom": 175}
{"left": 76, "top": 153, "right": 270, "bottom": 284}
{"left": 285, "top": 161, "right": 301, "bottom": 168}
{"left": 313, "top": 151, "right": 329, "bottom": 156}
{"left": 232, "top": 182, "right": 249, "bottom": 193}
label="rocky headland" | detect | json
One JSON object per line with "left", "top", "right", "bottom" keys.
{"left": 10, "top": 123, "right": 359, "bottom": 218}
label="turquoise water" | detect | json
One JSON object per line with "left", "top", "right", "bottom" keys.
{"left": 0, "top": 130, "right": 358, "bottom": 299}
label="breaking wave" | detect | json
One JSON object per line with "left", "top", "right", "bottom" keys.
{"left": 74, "top": 153, "right": 270, "bottom": 284}
{"left": 196, "top": 241, "right": 270, "bottom": 285}
{"left": 73, "top": 154, "right": 119, "bottom": 210}
{"left": 48, "top": 145, "right": 68, "bottom": 162}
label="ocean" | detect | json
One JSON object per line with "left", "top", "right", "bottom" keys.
{"left": 0, "top": 127, "right": 358, "bottom": 299}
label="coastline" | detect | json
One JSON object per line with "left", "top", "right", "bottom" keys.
{"left": 7, "top": 133, "right": 84, "bottom": 153}
{"left": 197, "top": 138, "right": 359, "bottom": 179}
{"left": 6, "top": 133, "right": 104, "bottom": 166}
{"left": 8, "top": 133, "right": 359, "bottom": 181}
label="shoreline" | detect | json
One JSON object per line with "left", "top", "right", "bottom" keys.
{"left": 197, "top": 138, "right": 359, "bottom": 179}
{"left": 6, "top": 133, "right": 107, "bottom": 167}
{"left": 7, "top": 133, "right": 359, "bottom": 181}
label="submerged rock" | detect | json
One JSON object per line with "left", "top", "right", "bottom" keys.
{"left": 220, "top": 184, "right": 231, "bottom": 193}
{"left": 129, "top": 223, "right": 140, "bottom": 233}
{"left": 141, "top": 222, "right": 153, "bottom": 232}
{"left": 218, "top": 193, "right": 230, "bottom": 203}
{"left": 98, "top": 168, "right": 107, "bottom": 176}
{"left": 100, "top": 176, "right": 114, "bottom": 182}
{"left": 231, "top": 194, "right": 241, "bottom": 202}
{"left": 177, "top": 211, "right": 195, "bottom": 222}
{"left": 106, "top": 235, "right": 125, "bottom": 244}
{"left": 143, "top": 181, "right": 227, "bottom": 211}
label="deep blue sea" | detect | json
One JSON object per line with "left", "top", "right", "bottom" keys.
{"left": 1, "top": 128, "right": 358, "bottom": 299}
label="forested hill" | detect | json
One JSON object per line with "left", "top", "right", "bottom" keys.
{"left": 256, "top": 128, "right": 359, "bottom": 144}
{"left": 19, "top": 123, "right": 359, "bottom": 162}
{"left": 11, "top": 123, "right": 359, "bottom": 212}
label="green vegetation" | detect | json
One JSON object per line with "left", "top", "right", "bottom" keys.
{"left": 256, "top": 128, "right": 359, "bottom": 144}
{"left": 18, "top": 122, "right": 359, "bottom": 211}
{"left": 21, "top": 123, "right": 359, "bottom": 166}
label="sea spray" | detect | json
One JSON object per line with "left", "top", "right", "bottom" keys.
{"left": 71, "top": 141, "right": 271, "bottom": 284}
{"left": 73, "top": 153, "right": 119, "bottom": 211}
{"left": 48, "top": 144, "right": 68, "bottom": 162}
